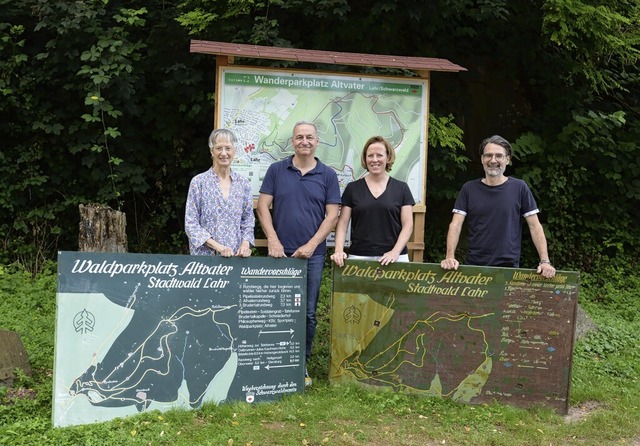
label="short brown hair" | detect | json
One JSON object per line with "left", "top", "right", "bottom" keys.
{"left": 360, "top": 136, "right": 396, "bottom": 172}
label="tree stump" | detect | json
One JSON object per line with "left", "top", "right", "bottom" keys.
{"left": 0, "top": 329, "right": 32, "bottom": 386}
{"left": 78, "top": 204, "right": 128, "bottom": 253}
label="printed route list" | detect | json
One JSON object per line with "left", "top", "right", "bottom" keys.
{"left": 237, "top": 280, "right": 304, "bottom": 373}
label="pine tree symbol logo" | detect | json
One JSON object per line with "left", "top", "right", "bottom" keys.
{"left": 73, "top": 309, "right": 96, "bottom": 334}
{"left": 343, "top": 305, "right": 361, "bottom": 324}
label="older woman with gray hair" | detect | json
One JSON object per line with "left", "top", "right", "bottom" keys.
{"left": 185, "top": 128, "right": 254, "bottom": 256}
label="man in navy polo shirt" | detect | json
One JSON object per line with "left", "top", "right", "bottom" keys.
{"left": 257, "top": 120, "right": 341, "bottom": 386}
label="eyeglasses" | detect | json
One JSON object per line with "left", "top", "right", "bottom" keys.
{"left": 482, "top": 153, "right": 507, "bottom": 161}
{"left": 213, "top": 145, "right": 235, "bottom": 152}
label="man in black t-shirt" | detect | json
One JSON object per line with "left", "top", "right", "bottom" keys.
{"left": 440, "top": 135, "right": 556, "bottom": 278}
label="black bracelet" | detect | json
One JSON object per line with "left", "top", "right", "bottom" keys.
{"left": 539, "top": 260, "right": 551, "bottom": 265}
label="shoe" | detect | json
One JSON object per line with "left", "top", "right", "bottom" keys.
{"left": 304, "top": 367, "right": 312, "bottom": 387}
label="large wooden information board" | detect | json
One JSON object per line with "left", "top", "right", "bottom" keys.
{"left": 54, "top": 252, "right": 306, "bottom": 427}
{"left": 330, "top": 260, "right": 579, "bottom": 414}
{"left": 218, "top": 66, "right": 428, "bottom": 203}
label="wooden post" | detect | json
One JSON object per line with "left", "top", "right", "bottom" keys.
{"left": 78, "top": 204, "right": 128, "bottom": 253}
{"left": 409, "top": 204, "right": 426, "bottom": 262}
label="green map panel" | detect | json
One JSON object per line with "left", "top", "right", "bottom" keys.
{"left": 330, "top": 260, "right": 579, "bottom": 414}
{"left": 220, "top": 67, "right": 428, "bottom": 202}
{"left": 54, "top": 252, "right": 306, "bottom": 427}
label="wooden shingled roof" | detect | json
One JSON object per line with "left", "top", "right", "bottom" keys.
{"left": 190, "top": 40, "right": 466, "bottom": 73}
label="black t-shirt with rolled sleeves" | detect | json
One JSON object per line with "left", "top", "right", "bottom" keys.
{"left": 452, "top": 177, "right": 539, "bottom": 267}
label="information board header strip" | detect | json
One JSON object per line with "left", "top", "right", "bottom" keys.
{"left": 225, "top": 72, "right": 423, "bottom": 95}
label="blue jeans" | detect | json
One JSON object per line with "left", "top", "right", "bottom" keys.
{"left": 305, "top": 254, "right": 324, "bottom": 361}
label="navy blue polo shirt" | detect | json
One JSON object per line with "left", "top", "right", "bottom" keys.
{"left": 260, "top": 156, "right": 341, "bottom": 256}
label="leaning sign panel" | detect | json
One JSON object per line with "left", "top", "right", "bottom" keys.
{"left": 54, "top": 252, "right": 306, "bottom": 427}
{"left": 330, "top": 260, "right": 579, "bottom": 414}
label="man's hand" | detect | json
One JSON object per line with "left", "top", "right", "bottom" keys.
{"left": 267, "top": 238, "right": 286, "bottom": 258}
{"left": 537, "top": 262, "right": 556, "bottom": 278}
{"left": 292, "top": 242, "right": 317, "bottom": 259}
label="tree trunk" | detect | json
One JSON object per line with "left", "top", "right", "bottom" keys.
{"left": 78, "top": 204, "right": 128, "bottom": 253}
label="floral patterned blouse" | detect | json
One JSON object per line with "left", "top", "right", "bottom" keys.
{"left": 185, "top": 168, "right": 255, "bottom": 255}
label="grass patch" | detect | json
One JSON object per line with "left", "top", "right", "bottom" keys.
{"left": 1, "top": 261, "right": 639, "bottom": 445}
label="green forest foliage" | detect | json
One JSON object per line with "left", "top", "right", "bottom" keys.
{"left": 1, "top": 0, "right": 638, "bottom": 273}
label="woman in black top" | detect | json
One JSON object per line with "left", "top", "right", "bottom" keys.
{"left": 331, "top": 136, "right": 415, "bottom": 267}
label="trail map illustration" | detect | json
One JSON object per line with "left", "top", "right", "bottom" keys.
{"left": 54, "top": 252, "right": 306, "bottom": 427}
{"left": 219, "top": 67, "right": 428, "bottom": 202}
{"left": 330, "top": 261, "right": 579, "bottom": 414}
